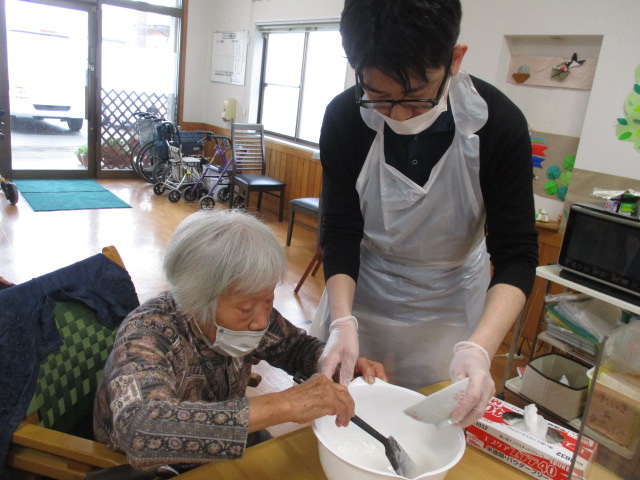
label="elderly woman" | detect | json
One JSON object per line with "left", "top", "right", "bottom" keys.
{"left": 94, "top": 209, "right": 386, "bottom": 472}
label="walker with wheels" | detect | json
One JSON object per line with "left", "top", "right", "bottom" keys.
{"left": 152, "top": 143, "right": 204, "bottom": 203}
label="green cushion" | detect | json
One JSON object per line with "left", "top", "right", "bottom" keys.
{"left": 26, "top": 300, "right": 117, "bottom": 432}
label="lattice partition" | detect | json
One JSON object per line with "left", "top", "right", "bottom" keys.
{"left": 100, "top": 89, "right": 174, "bottom": 169}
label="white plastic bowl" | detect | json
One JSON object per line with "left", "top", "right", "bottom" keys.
{"left": 312, "top": 378, "right": 465, "bottom": 480}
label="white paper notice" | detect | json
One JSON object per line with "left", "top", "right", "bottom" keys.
{"left": 211, "top": 31, "right": 248, "bottom": 85}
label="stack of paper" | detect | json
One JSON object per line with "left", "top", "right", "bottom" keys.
{"left": 545, "top": 305, "right": 599, "bottom": 355}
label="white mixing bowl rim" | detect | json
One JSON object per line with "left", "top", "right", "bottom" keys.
{"left": 311, "top": 378, "right": 466, "bottom": 478}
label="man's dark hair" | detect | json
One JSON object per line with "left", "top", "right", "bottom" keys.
{"left": 340, "top": 0, "right": 462, "bottom": 89}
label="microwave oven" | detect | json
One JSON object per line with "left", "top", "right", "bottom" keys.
{"left": 558, "top": 203, "right": 640, "bottom": 301}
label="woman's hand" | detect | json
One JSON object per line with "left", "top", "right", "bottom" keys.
{"left": 248, "top": 373, "right": 355, "bottom": 430}
{"left": 284, "top": 373, "right": 355, "bottom": 426}
{"left": 353, "top": 357, "right": 387, "bottom": 384}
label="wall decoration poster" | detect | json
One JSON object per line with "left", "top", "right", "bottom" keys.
{"left": 508, "top": 54, "right": 597, "bottom": 90}
{"left": 531, "top": 130, "right": 580, "bottom": 202}
{"left": 615, "top": 64, "right": 640, "bottom": 153}
{"left": 211, "top": 31, "right": 248, "bottom": 85}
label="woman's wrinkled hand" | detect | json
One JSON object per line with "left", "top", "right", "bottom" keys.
{"left": 284, "top": 373, "right": 355, "bottom": 427}
{"left": 353, "top": 357, "right": 388, "bottom": 384}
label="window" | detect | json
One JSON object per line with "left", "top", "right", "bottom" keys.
{"left": 258, "top": 24, "right": 348, "bottom": 146}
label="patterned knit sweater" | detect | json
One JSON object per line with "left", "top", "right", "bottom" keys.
{"left": 94, "top": 291, "right": 323, "bottom": 470}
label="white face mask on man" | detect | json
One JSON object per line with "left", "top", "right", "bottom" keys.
{"left": 377, "top": 77, "right": 451, "bottom": 136}
{"left": 192, "top": 318, "right": 267, "bottom": 357}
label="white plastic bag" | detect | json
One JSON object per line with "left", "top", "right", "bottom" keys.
{"left": 555, "top": 298, "right": 624, "bottom": 342}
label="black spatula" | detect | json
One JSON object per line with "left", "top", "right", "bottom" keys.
{"left": 294, "top": 373, "right": 418, "bottom": 478}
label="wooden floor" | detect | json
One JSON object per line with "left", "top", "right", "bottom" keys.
{"left": 0, "top": 178, "right": 524, "bottom": 437}
{"left": 0, "top": 178, "right": 324, "bottom": 323}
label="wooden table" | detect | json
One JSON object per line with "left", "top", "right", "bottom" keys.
{"left": 177, "top": 383, "right": 532, "bottom": 480}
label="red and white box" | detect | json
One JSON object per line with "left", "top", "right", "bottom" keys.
{"left": 465, "top": 397, "right": 598, "bottom": 480}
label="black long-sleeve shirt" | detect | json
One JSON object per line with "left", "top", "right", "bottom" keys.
{"left": 319, "top": 75, "right": 538, "bottom": 296}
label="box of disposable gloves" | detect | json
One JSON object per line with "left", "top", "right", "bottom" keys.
{"left": 465, "top": 398, "right": 597, "bottom": 480}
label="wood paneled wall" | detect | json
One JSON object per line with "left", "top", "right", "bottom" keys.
{"left": 181, "top": 122, "right": 322, "bottom": 218}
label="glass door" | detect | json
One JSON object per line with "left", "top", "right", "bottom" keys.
{"left": 99, "top": 4, "right": 180, "bottom": 174}
{"left": 4, "top": 0, "right": 93, "bottom": 175}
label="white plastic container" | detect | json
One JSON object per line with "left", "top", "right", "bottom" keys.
{"left": 312, "top": 378, "right": 465, "bottom": 480}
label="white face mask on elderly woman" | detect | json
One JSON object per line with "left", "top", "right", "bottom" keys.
{"left": 193, "top": 318, "right": 268, "bottom": 357}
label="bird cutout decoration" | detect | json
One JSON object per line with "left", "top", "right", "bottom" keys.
{"left": 551, "top": 53, "right": 586, "bottom": 81}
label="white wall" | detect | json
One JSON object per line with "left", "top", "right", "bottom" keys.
{"left": 183, "top": 0, "right": 640, "bottom": 215}
{"left": 182, "top": 0, "right": 343, "bottom": 128}
{"left": 459, "top": 0, "right": 640, "bottom": 176}
{"left": 183, "top": 0, "right": 253, "bottom": 126}
{"left": 455, "top": 0, "right": 640, "bottom": 218}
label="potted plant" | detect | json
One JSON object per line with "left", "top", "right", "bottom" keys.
{"left": 102, "top": 137, "right": 132, "bottom": 169}
{"left": 75, "top": 145, "right": 88, "bottom": 167}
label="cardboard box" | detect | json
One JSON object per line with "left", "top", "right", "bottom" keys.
{"left": 585, "top": 370, "right": 640, "bottom": 449}
{"left": 520, "top": 353, "right": 590, "bottom": 421}
{"left": 466, "top": 397, "right": 598, "bottom": 480}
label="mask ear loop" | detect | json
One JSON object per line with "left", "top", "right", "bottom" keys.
{"left": 191, "top": 316, "right": 216, "bottom": 349}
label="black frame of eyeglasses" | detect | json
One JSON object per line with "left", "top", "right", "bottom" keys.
{"left": 355, "top": 62, "right": 452, "bottom": 110}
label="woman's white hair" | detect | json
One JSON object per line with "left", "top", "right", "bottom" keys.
{"left": 163, "top": 209, "right": 286, "bottom": 323}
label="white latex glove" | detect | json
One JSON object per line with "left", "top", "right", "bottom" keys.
{"left": 317, "top": 316, "right": 359, "bottom": 386}
{"left": 448, "top": 341, "right": 495, "bottom": 427}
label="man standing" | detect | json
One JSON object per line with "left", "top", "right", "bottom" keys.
{"left": 311, "top": 0, "right": 538, "bottom": 427}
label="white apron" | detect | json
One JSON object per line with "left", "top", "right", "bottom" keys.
{"left": 310, "top": 72, "right": 491, "bottom": 389}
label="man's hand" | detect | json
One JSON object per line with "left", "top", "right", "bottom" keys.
{"left": 448, "top": 341, "right": 495, "bottom": 427}
{"left": 317, "top": 315, "right": 359, "bottom": 386}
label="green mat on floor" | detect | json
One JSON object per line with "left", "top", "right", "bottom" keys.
{"left": 13, "top": 179, "right": 131, "bottom": 212}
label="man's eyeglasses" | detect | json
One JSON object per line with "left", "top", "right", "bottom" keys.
{"left": 355, "top": 63, "right": 451, "bottom": 111}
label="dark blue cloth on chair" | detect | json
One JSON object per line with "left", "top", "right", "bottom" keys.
{"left": 0, "top": 253, "right": 139, "bottom": 472}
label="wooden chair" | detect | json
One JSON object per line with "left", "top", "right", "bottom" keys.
{"left": 0, "top": 246, "right": 260, "bottom": 480}
{"left": 286, "top": 197, "right": 320, "bottom": 247}
{"left": 294, "top": 200, "right": 323, "bottom": 294}
{"left": 4, "top": 246, "right": 136, "bottom": 480}
{"left": 4, "top": 246, "right": 262, "bottom": 480}
{"left": 229, "top": 123, "right": 286, "bottom": 221}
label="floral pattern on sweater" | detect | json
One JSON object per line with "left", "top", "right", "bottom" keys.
{"left": 94, "top": 291, "right": 323, "bottom": 470}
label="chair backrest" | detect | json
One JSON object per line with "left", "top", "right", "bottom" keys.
{"left": 231, "top": 123, "right": 267, "bottom": 175}
{"left": 4, "top": 247, "right": 135, "bottom": 436}
{"left": 26, "top": 300, "right": 118, "bottom": 434}
{"left": 23, "top": 247, "right": 132, "bottom": 435}
{"left": 2, "top": 246, "right": 139, "bottom": 478}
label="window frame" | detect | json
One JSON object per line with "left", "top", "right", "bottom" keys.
{"left": 256, "top": 20, "right": 345, "bottom": 148}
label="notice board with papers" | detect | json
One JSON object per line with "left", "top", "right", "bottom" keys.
{"left": 211, "top": 31, "right": 248, "bottom": 86}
